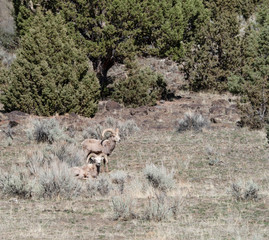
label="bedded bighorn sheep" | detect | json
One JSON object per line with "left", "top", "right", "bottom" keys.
{"left": 72, "top": 153, "right": 106, "bottom": 179}
{"left": 81, "top": 128, "right": 120, "bottom": 172}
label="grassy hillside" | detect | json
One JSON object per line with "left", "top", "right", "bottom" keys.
{"left": 0, "top": 95, "right": 268, "bottom": 239}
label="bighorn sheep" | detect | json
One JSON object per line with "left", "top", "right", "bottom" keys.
{"left": 72, "top": 153, "right": 106, "bottom": 179}
{"left": 81, "top": 128, "right": 120, "bottom": 172}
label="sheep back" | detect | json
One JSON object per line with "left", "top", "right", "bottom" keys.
{"left": 81, "top": 139, "right": 103, "bottom": 153}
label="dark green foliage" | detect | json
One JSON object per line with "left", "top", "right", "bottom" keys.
{"left": 237, "top": 0, "right": 269, "bottom": 128}
{"left": 13, "top": 0, "right": 208, "bottom": 93}
{"left": 112, "top": 65, "right": 167, "bottom": 107}
{"left": 1, "top": 10, "right": 100, "bottom": 117}
{"left": 184, "top": 0, "right": 261, "bottom": 92}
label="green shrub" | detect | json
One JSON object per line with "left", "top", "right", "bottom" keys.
{"left": 112, "top": 66, "right": 167, "bottom": 107}
{"left": 143, "top": 164, "right": 175, "bottom": 192}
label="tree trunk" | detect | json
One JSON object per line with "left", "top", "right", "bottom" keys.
{"left": 92, "top": 52, "right": 115, "bottom": 98}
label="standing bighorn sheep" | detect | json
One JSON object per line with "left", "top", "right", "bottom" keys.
{"left": 72, "top": 153, "right": 106, "bottom": 179}
{"left": 81, "top": 128, "right": 120, "bottom": 172}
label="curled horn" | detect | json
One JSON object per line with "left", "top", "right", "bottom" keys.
{"left": 99, "top": 153, "right": 106, "bottom": 158}
{"left": 101, "top": 128, "right": 116, "bottom": 139}
{"left": 86, "top": 153, "right": 98, "bottom": 163}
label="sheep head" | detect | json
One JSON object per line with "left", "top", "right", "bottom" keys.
{"left": 86, "top": 153, "right": 106, "bottom": 167}
{"left": 102, "top": 128, "right": 120, "bottom": 142}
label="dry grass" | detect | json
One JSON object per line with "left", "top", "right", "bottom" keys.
{"left": 0, "top": 117, "right": 268, "bottom": 239}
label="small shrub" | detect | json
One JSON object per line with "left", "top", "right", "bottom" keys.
{"left": 111, "top": 170, "right": 128, "bottom": 194}
{"left": 177, "top": 112, "right": 209, "bottom": 132}
{"left": 111, "top": 196, "right": 136, "bottom": 220}
{"left": 28, "top": 118, "right": 65, "bottom": 144}
{"left": 143, "top": 164, "right": 175, "bottom": 192}
{"left": 144, "top": 192, "right": 181, "bottom": 221}
{"left": 231, "top": 181, "right": 259, "bottom": 201}
{"left": 0, "top": 167, "right": 34, "bottom": 198}
{"left": 52, "top": 142, "right": 84, "bottom": 167}
{"left": 25, "top": 149, "right": 47, "bottom": 175}
{"left": 37, "top": 160, "right": 82, "bottom": 199}
{"left": 82, "top": 123, "right": 103, "bottom": 139}
{"left": 117, "top": 120, "right": 140, "bottom": 140}
{"left": 96, "top": 175, "right": 112, "bottom": 196}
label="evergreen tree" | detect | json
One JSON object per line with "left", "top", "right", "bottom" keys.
{"left": 1, "top": 10, "right": 100, "bottom": 117}
{"left": 238, "top": 0, "right": 269, "bottom": 128}
{"left": 13, "top": 0, "right": 208, "bottom": 94}
{"left": 112, "top": 64, "right": 167, "bottom": 107}
{"left": 184, "top": 0, "right": 261, "bottom": 91}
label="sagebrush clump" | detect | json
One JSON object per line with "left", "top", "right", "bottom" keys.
{"left": 143, "top": 164, "right": 175, "bottom": 192}
{"left": 111, "top": 170, "right": 128, "bottom": 194}
{"left": 231, "top": 181, "right": 260, "bottom": 201}
{"left": 144, "top": 192, "right": 181, "bottom": 221}
{"left": 37, "top": 160, "right": 82, "bottom": 199}
{"left": 111, "top": 196, "right": 136, "bottom": 221}
{"left": 27, "top": 119, "right": 65, "bottom": 144}
{"left": 177, "top": 112, "right": 209, "bottom": 132}
{"left": 0, "top": 167, "right": 34, "bottom": 198}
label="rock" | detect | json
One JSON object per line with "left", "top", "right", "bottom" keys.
{"left": 210, "top": 118, "right": 221, "bottom": 124}
{"left": 69, "top": 112, "right": 79, "bottom": 118}
{"left": 211, "top": 99, "right": 229, "bottom": 107}
{"left": 209, "top": 106, "right": 226, "bottom": 115}
{"left": 106, "top": 100, "right": 121, "bottom": 111}
{"left": 0, "top": 112, "right": 8, "bottom": 121}
{"left": 8, "top": 121, "right": 19, "bottom": 128}
{"left": 5, "top": 111, "right": 29, "bottom": 121}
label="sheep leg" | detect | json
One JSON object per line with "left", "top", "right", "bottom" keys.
{"left": 104, "top": 155, "right": 109, "bottom": 172}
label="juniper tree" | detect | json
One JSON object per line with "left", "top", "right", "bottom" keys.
{"left": 13, "top": 0, "right": 208, "bottom": 94}
{"left": 1, "top": 10, "right": 100, "bottom": 117}
{"left": 184, "top": 0, "right": 261, "bottom": 91}
{"left": 238, "top": 0, "right": 269, "bottom": 128}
